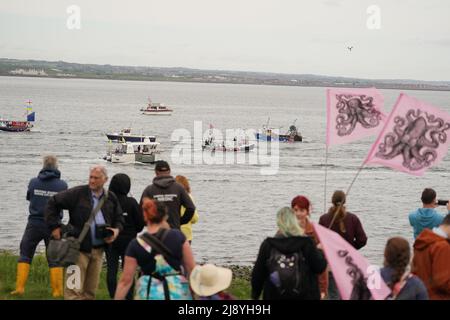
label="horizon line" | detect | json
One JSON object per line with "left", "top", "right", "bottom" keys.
{"left": 2, "top": 56, "right": 449, "bottom": 85}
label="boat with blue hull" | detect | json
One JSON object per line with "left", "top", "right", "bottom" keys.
{"left": 256, "top": 119, "right": 302, "bottom": 142}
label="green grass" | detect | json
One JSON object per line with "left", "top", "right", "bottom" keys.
{"left": 0, "top": 252, "right": 251, "bottom": 300}
{"left": 228, "top": 277, "right": 251, "bottom": 299}
{"left": 0, "top": 251, "right": 54, "bottom": 300}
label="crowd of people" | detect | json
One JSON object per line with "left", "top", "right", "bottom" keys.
{"left": 9, "top": 155, "right": 450, "bottom": 300}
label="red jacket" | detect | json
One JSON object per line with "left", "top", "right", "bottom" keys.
{"left": 305, "top": 220, "right": 329, "bottom": 298}
{"left": 412, "top": 229, "right": 450, "bottom": 300}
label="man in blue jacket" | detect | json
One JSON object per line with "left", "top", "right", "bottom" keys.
{"left": 11, "top": 155, "right": 68, "bottom": 297}
{"left": 409, "top": 188, "right": 449, "bottom": 239}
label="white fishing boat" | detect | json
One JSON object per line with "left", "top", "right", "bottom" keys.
{"left": 105, "top": 138, "right": 161, "bottom": 164}
{"left": 202, "top": 127, "right": 255, "bottom": 153}
{"left": 140, "top": 98, "right": 173, "bottom": 115}
{"left": 202, "top": 142, "right": 256, "bottom": 152}
{"left": 135, "top": 140, "right": 161, "bottom": 163}
{"left": 110, "top": 143, "right": 136, "bottom": 163}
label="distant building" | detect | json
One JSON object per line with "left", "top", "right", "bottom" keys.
{"left": 9, "top": 68, "right": 48, "bottom": 76}
{"left": 55, "top": 73, "right": 76, "bottom": 77}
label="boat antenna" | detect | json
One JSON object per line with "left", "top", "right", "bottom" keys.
{"left": 265, "top": 117, "right": 270, "bottom": 128}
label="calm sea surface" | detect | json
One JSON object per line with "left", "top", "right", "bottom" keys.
{"left": 1, "top": 76, "right": 449, "bottom": 265}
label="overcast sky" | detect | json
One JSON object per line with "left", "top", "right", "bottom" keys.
{"left": 1, "top": 0, "right": 449, "bottom": 81}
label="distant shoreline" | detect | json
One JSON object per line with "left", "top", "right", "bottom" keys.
{"left": 1, "top": 58, "right": 449, "bottom": 92}
{"left": 2, "top": 74, "right": 450, "bottom": 92}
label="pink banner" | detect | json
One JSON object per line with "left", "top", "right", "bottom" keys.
{"left": 313, "top": 223, "right": 391, "bottom": 300}
{"left": 326, "top": 87, "right": 386, "bottom": 146}
{"left": 364, "top": 93, "right": 450, "bottom": 176}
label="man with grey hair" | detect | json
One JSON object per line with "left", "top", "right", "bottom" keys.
{"left": 45, "top": 165, "right": 124, "bottom": 300}
{"left": 11, "top": 155, "right": 68, "bottom": 297}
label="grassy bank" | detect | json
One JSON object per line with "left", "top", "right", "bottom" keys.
{"left": 0, "top": 251, "right": 252, "bottom": 300}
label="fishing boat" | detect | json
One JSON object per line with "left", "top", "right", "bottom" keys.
{"left": 105, "top": 128, "right": 156, "bottom": 143}
{"left": 104, "top": 138, "right": 161, "bottom": 164}
{"left": 140, "top": 98, "right": 173, "bottom": 115}
{"left": 0, "top": 101, "right": 36, "bottom": 132}
{"left": 256, "top": 118, "right": 303, "bottom": 142}
{"left": 202, "top": 141, "right": 256, "bottom": 152}
{"left": 109, "top": 143, "right": 136, "bottom": 163}
{"left": 135, "top": 142, "right": 161, "bottom": 164}
{"left": 0, "top": 119, "right": 33, "bottom": 132}
{"left": 202, "top": 126, "right": 255, "bottom": 152}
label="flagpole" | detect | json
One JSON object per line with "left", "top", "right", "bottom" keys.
{"left": 345, "top": 161, "right": 365, "bottom": 196}
{"left": 328, "top": 161, "right": 366, "bottom": 229}
{"left": 324, "top": 144, "right": 329, "bottom": 214}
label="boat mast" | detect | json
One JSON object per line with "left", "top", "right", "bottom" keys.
{"left": 26, "top": 100, "right": 32, "bottom": 116}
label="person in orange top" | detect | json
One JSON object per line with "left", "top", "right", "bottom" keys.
{"left": 412, "top": 213, "right": 450, "bottom": 300}
{"left": 291, "top": 195, "right": 329, "bottom": 299}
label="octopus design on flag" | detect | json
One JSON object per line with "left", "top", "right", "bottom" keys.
{"left": 335, "top": 94, "right": 382, "bottom": 136}
{"left": 337, "top": 250, "right": 372, "bottom": 300}
{"left": 375, "top": 109, "right": 450, "bottom": 171}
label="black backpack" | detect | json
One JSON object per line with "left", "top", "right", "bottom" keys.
{"left": 267, "top": 246, "right": 307, "bottom": 297}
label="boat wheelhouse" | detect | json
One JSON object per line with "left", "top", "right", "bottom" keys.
{"left": 106, "top": 128, "right": 156, "bottom": 143}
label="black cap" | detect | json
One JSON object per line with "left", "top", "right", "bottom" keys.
{"left": 155, "top": 160, "right": 170, "bottom": 172}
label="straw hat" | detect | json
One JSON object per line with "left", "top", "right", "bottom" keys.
{"left": 189, "top": 264, "right": 232, "bottom": 297}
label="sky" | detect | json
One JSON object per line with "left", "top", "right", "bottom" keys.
{"left": 0, "top": 0, "right": 449, "bottom": 81}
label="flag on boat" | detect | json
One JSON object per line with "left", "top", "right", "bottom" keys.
{"left": 312, "top": 223, "right": 391, "bottom": 300}
{"left": 326, "top": 87, "right": 386, "bottom": 146}
{"left": 364, "top": 93, "right": 450, "bottom": 176}
{"left": 27, "top": 112, "right": 35, "bottom": 122}
{"left": 26, "top": 100, "right": 32, "bottom": 112}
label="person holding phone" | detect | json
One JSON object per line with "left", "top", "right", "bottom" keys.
{"left": 409, "top": 188, "right": 449, "bottom": 239}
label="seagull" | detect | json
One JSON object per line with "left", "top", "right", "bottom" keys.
{"left": 347, "top": 46, "right": 354, "bottom": 52}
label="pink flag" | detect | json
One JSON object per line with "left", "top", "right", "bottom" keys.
{"left": 326, "top": 87, "right": 387, "bottom": 146}
{"left": 312, "top": 223, "right": 391, "bottom": 300}
{"left": 364, "top": 93, "right": 450, "bottom": 176}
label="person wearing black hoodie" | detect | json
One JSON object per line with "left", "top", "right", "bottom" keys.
{"left": 140, "top": 161, "right": 195, "bottom": 229}
{"left": 106, "top": 173, "right": 144, "bottom": 299}
{"left": 251, "top": 207, "right": 327, "bottom": 300}
{"left": 11, "top": 155, "right": 68, "bottom": 297}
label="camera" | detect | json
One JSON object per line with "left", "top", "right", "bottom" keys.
{"left": 436, "top": 200, "right": 449, "bottom": 206}
{"left": 95, "top": 224, "right": 114, "bottom": 239}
